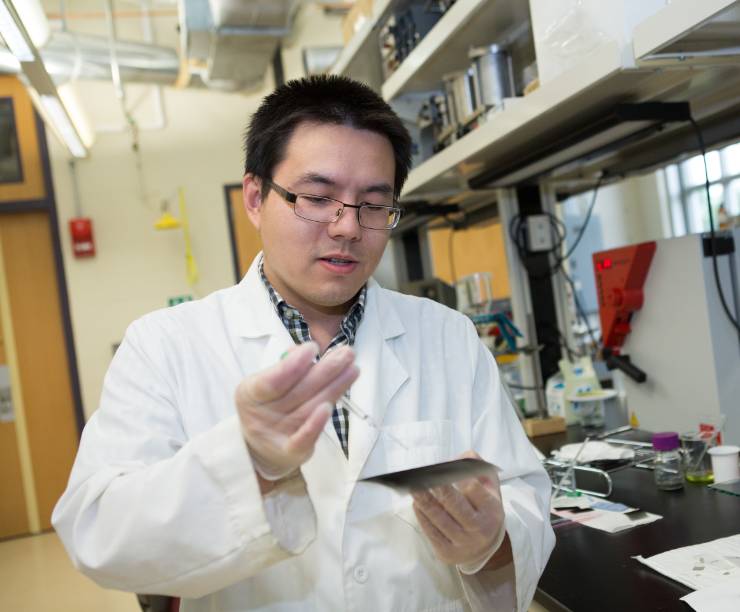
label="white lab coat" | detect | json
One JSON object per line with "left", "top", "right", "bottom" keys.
{"left": 53, "top": 256, "right": 554, "bottom": 612}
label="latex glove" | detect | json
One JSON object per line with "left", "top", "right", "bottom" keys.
{"left": 411, "top": 451, "right": 506, "bottom": 571}
{"left": 236, "top": 342, "right": 359, "bottom": 480}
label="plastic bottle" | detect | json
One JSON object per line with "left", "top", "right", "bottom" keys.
{"left": 652, "top": 432, "right": 684, "bottom": 491}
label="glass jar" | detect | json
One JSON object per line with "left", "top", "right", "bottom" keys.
{"left": 652, "top": 432, "right": 684, "bottom": 491}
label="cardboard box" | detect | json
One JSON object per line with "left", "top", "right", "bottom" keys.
{"left": 523, "top": 416, "right": 566, "bottom": 437}
{"left": 342, "top": 0, "right": 374, "bottom": 44}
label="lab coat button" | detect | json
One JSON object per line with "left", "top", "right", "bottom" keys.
{"left": 353, "top": 565, "right": 368, "bottom": 583}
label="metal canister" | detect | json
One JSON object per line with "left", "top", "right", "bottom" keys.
{"left": 469, "top": 44, "right": 515, "bottom": 113}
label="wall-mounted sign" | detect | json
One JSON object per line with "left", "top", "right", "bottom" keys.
{"left": 0, "top": 365, "right": 14, "bottom": 423}
{"left": 168, "top": 295, "right": 193, "bottom": 307}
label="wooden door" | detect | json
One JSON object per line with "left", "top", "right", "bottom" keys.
{"left": 0, "top": 295, "right": 30, "bottom": 538}
{"left": 0, "top": 76, "right": 80, "bottom": 538}
{"left": 0, "top": 213, "right": 80, "bottom": 533}
{"left": 225, "top": 184, "right": 262, "bottom": 281}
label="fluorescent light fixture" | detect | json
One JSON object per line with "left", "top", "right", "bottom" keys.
{"left": 11, "top": 0, "right": 50, "bottom": 49}
{"left": 0, "top": 0, "right": 34, "bottom": 61}
{"left": 58, "top": 83, "right": 95, "bottom": 148}
{"left": 40, "top": 95, "right": 88, "bottom": 158}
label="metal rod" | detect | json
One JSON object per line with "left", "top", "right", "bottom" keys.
{"left": 605, "top": 438, "right": 653, "bottom": 448}
{"left": 58, "top": 0, "right": 68, "bottom": 31}
{"left": 103, "top": 0, "right": 125, "bottom": 103}
{"left": 595, "top": 425, "right": 633, "bottom": 439}
{"left": 69, "top": 159, "right": 83, "bottom": 218}
{"left": 642, "top": 47, "right": 740, "bottom": 62}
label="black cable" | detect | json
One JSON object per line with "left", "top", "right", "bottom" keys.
{"left": 508, "top": 214, "right": 560, "bottom": 279}
{"left": 546, "top": 324, "right": 582, "bottom": 360}
{"left": 689, "top": 118, "right": 740, "bottom": 334}
{"left": 446, "top": 218, "right": 458, "bottom": 284}
{"left": 507, "top": 176, "right": 603, "bottom": 280}
{"left": 560, "top": 267, "right": 600, "bottom": 351}
{"left": 506, "top": 179, "right": 604, "bottom": 357}
{"left": 556, "top": 174, "right": 604, "bottom": 267}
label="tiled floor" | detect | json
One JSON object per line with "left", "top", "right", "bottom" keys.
{"left": 0, "top": 532, "right": 140, "bottom": 612}
{"left": 1, "top": 532, "right": 551, "bottom": 611}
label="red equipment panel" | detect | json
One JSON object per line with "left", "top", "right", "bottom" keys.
{"left": 593, "top": 241, "right": 656, "bottom": 351}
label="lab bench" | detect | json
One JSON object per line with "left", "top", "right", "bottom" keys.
{"left": 532, "top": 427, "right": 740, "bottom": 612}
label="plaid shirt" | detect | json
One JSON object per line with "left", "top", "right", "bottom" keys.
{"left": 259, "top": 258, "right": 366, "bottom": 456}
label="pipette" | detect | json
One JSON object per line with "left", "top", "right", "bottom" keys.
{"left": 280, "top": 348, "right": 407, "bottom": 449}
{"left": 339, "top": 396, "right": 408, "bottom": 450}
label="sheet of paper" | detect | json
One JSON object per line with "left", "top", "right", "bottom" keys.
{"left": 551, "top": 494, "right": 661, "bottom": 533}
{"left": 552, "top": 441, "right": 635, "bottom": 463}
{"left": 360, "top": 458, "right": 496, "bottom": 492}
{"left": 583, "top": 510, "right": 662, "bottom": 533}
{"left": 552, "top": 495, "right": 593, "bottom": 510}
{"left": 682, "top": 581, "right": 740, "bottom": 612}
{"left": 634, "top": 534, "right": 740, "bottom": 590}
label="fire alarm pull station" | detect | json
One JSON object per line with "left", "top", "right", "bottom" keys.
{"left": 69, "top": 217, "right": 95, "bottom": 258}
{"left": 593, "top": 241, "right": 656, "bottom": 383}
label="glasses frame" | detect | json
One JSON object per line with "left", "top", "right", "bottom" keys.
{"left": 264, "top": 179, "right": 402, "bottom": 230}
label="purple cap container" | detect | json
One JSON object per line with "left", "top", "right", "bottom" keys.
{"left": 652, "top": 432, "right": 680, "bottom": 451}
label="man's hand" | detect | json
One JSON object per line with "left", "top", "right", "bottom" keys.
{"left": 236, "top": 342, "right": 359, "bottom": 482}
{"left": 411, "top": 451, "right": 507, "bottom": 570}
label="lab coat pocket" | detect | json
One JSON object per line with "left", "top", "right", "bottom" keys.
{"left": 383, "top": 419, "right": 455, "bottom": 473}
{"left": 359, "top": 418, "right": 455, "bottom": 533}
{"left": 382, "top": 419, "right": 455, "bottom": 533}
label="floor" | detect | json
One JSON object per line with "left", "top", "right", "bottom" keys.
{"left": 0, "top": 532, "right": 140, "bottom": 612}
{"left": 0, "top": 532, "right": 551, "bottom": 611}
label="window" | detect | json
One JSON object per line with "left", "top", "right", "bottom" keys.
{"left": 0, "top": 98, "right": 22, "bottom": 184}
{"left": 663, "top": 141, "right": 740, "bottom": 236}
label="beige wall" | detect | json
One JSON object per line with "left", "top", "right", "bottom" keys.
{"left": 48, "top": 4, "right": 344, "bottom": 419}
{"left": 564, "top": 171, "right": 671, "bottom": 250}
{"left": 47, "top": 4, "right": 671, "bottom": 420}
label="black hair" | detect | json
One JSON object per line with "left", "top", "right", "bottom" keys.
{"left": 244, "top": 75, "right": 412, "bottom": 199}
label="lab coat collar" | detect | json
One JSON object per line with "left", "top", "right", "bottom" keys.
{"left": 346, "top": 277, "right": 408, "bottom": 480}
{"left": 225, "top": 253, "right": 405, "bottom": 343}
{"left": 226, "top": 254, "right": 287, "bottom": 340}
{"left": 223, "top": 255, "right": 296, "bottom": 373}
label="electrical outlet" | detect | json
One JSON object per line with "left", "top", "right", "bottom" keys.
{"left": 526, "top": 214, "right": 553, "bottom": 252}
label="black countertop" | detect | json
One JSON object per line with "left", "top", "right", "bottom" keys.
{"left": 532, "top": 427, "right": 740, "bottom": 611}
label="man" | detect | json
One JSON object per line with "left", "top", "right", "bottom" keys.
{"left": 53, "top": 75, "right": 554, "bottom": 611}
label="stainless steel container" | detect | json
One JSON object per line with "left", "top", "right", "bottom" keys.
{"left": 469, "top": 45, "right": 515, "bottom": 113}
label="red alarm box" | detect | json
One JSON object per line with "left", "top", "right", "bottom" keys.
{"left": 69, "top": 217, "right": 96, "bottom": 258}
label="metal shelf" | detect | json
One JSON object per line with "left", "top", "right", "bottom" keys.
{"left": 633, "top": 0, "right": 740, "bottom": 62}
{"left": 381, "top": 0, "right": 530, "bottom": 101}
{"left": 400, "top": 33, "right": 740, "bottom": 202}
{"left": 401, "top": 42, "right": 627, "bottom": 199}
{"left": 330, "top": 0, "right": 395, "bottom": 90}
{"left": 332, "top": 0, "right": 740, "bottom": 205}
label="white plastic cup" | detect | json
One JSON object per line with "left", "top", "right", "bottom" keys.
{"left": 708, "top": 445, "right": 740, "bottom": 483}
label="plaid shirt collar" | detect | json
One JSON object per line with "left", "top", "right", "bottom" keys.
{"left": 258, "top": 256, "right": 366, "bottom": 350}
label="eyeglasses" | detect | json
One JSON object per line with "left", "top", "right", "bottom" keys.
{"left": 264, "top": 179, "right": 402, "bottom": 230}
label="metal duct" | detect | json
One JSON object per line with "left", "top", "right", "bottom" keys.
{"left": 180, "top": 0, "right": 300, "bottom": 90}
{"left": 0, "top": 0, "right": 299, "bottom": 91}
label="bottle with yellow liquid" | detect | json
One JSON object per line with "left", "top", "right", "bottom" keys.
{"left": 680, "top": 431, "right": 715, "bottom": 484}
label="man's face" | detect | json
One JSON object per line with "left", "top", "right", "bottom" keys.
{"left": 244, "top": 121, "right": 395, "bottom": 315}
